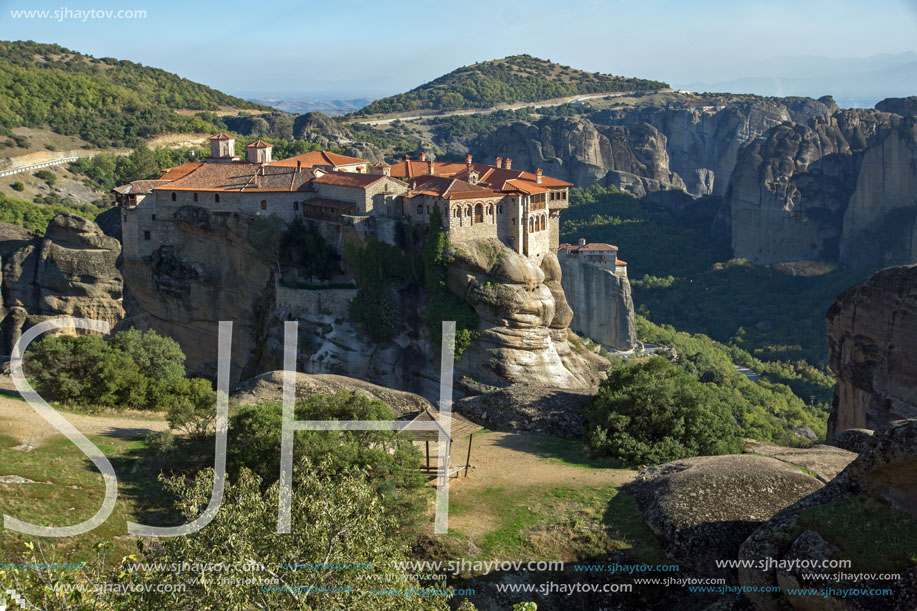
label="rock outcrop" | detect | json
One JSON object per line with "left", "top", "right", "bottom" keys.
{"left": 557, "top": 253, "right": 636, "bottom": 350}
{"left": 726, "top": 103, "right": 917, "bottom": 267}
{"left": 232, "top": 370, "right": 435, "bottom": 417}
{"left": 476, "top": 95, "right": 836, "bottom": 204}
{"left": 447, "top": 239, "right": 609, "bottom": 390}
{"left": 624, "top": 454, "right": 824, "bottom": 577}
{"left": 0, "top": 214, "right": 124, "bottom": 352}
{"left": 825, "top": 264, "right": 917, "bottom": 440}
{"left": 738, "top": 419, "right": 917, "bottom": 611}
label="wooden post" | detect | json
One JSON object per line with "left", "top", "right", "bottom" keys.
{"left": 464, "top": 432, "right": 473, "bottom": 477}
{"left": 425, "top": 441, "right": 430, "bottom": 470}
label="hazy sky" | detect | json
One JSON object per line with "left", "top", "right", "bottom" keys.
{"left": 2, "top": 0, "right": 916, "bottom": 101}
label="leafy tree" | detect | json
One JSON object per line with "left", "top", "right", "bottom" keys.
{"left": 163, "top": 378, "right": 217, "bottom": 439}
{"left": 344, "top": 238, "right": 413, "bottom": 343}
{"left": 24, "top": 333, "right": 146, "bottom": 410}
{"left": 227, "top": 392, "right": 425, "bottom": 533}
{"left": 279, "top": 216, "right": 340, "bottom": 281}
{"left": 10, "top": 181, "right": 23, "bottom": 191}
{"left": 585, "top": 356, "right": 742, "bottom": 465}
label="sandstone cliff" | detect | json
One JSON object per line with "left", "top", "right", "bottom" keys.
{"left": 826, "top": 264, "right": 917, "bottom": 439}
{"left": 557, "top": 254, "right": 635, "bottom": 350}
{"left": 446, "top": 239, "right": 608, "bottom": 390}
{"left": 0, "top": 214, "right": 124, "bottom": 353}
{"left": 475, "top": 95, "right": 836, "bottom": 204}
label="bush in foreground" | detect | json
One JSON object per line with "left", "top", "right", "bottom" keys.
{"left": 585, "top": 357, "right": 741, "bottom": 465}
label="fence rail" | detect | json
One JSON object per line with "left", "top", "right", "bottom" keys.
{"left": 0, "top": 157, "right": 79, "bottom": 178}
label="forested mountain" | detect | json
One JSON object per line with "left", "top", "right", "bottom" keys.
{"left": 355, "top": 54, "right": 667, "bottom": 116}
{"left": 0, "top": 40, "right": 268, "bottom": 147}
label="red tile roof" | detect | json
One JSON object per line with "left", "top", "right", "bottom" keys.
{"left": 272, "top": 150, "right": 368, "bottom": 169}
{"left": 152, "top": 162, "right": 316, "bottom": 192}
{"left": 209, "top": 133, "right": 234, "bottom": 140}
{"left": 406, "top": 175, "right": 498, "bottom": 200}
{"left": 389, "top": 159, "right": 571, "bottom": 193}
{"left": 160, "top": 162, "right": 204, "bottom": 181}
{"left": 578, "top": 243, "right": 618, "bottom": 251}
{"left": 312, "top": 171, "right": 388, "bottom": 188}
{"left": 247, "top": 140, "right": 272, "bottom": 148}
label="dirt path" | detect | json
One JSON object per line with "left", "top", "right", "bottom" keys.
{"left": 0, "top": 380, "right": 168, "bottom": 448}
{"left": 445, "top": 432, "right": 635, "bottom": 490}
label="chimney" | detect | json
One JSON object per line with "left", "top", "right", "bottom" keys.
{"left": 428, "top": 160, "right": 435, "bottom": 175}
{"left": 495, "top": 156, "right": 503, "bottom": 169}
{"left": 296, "top": 160, "right": 302, "bottom": 173}
{"left": 404, "top": 154, "right": 410, "bottom": 162}
{"left": 505, "top": 157, "right": 512, "bottom": 170}
{"left": 578, "top": 237, "right": 586, "bottom": 246}
{"left": 419, "top": 152, "right": 427, "bottom": 161}
{"left": 535, "top": 168, "right": 543, "bottom": 184}
{"left": 465, "top": 154, "right": 472, "bottom": 166}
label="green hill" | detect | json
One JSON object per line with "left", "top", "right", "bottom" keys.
{"left": 355, "top": 54, "right": 668, "bottom": 116}
{"left": 0, "top": 40, "right": 269, "bottom": 148}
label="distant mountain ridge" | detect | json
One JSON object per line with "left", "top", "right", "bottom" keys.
{"left": 355, "top": 54, "right": 668, "bottom": 116}
{"left": 248, "top": 97, "right": 373, "bottom": 116}
{"left": 0, "top": 40, "right": 268, "bottom": 147}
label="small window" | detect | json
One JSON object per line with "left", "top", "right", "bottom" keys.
{"left": 498, "top": 205, "right": 503, "bottom": 214}
{"left": 417, "top": 205, "right": 423, "bottom": 214}
{"left": 123, "top": 215, "right": 128, "bottom": 222}
{"left": 151, "top": 214, "right": 156, "bottom": 221}
{"left": 193, "top": 193, "right": 198, "bottom": 202}
{"left": 261, "top": 200, "right": 267, "bottom": 210}
{"left": 143, "top": 231, "right": 151, "bottom": 240}
{"left": 171, "top": 192, "right": 176, "bottom": 201}
{"left": 293, "top": 201, "right": 299, "bottom": 210}
{"left": 215, "top": 193, "right": 220, "bottom": 203}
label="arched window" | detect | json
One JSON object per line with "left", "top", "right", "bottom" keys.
{"left": 487, "top": 204, "right": 493, "bottom": 215}
{"left": 454, "top": 207, "right": 461, "bottom": 218}
{"left": 540, "top": 215, "right": 546, "bottom": 231}
{"left": 529, "top": 217, "right": 534, "bottom": 233}
{"left": 498, "top": 205, "right": 503, "bottom": 214}
{"left": 171, "top": 192, "right": 176, "bottom": 201}
{"left": 417, "top": 205, "right": 423, "bottom": 214}
{"left": 215, "top": 193, "right": 220, "bottom": 203}
{"left": 474, "top": 203, "right": 483, "bottom": 223}
{"left": 193, "top": 193, "right": 198, "bottom": 202}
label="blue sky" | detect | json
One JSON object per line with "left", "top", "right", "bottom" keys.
{"left": 2, "top": 0, "right": 916, "bottom": 104}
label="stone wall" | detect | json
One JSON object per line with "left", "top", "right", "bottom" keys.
{"left": 274, "top": 285, "right": 357, "bottom": 316}
{"left": 557, "top": 252, "right": 636, "bottom": 351}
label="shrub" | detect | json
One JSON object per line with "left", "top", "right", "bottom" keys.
{"left": 145, "top": 430, "right": 176, "bottom": 457}
{"left": 24, "top": 328, "right": 192, "bottom": 412}
{"left": 34, "top": 169, "right": 55, "bottom": 185}
{"left": 585, "top": 356, "right": 741, "bottom": 465}
{"left": 10, "top": 181, "right": 24, "bottom": 191}
{"left": 227, "top": 392, "right": 425, "bottom": 534}
{"left": 163, "top": 378, "right": 217, "bottom": 439}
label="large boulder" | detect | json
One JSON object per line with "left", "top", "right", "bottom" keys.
{"left": 742, "top": 439, "right": 858, "bottom": 483}
{"left": 232, "top": 370, "right": 434, "bottom": 417}
{"left": 826, "top": 264, "right": 917, "bottom": 440}
{"left": 624, "top": 454, "right": 824, "bottom": 577}
{"left": 738, "top": 419, "right": 917, "bottom": 611}
{"left": 448, "top": 239, "right": 609, "bottom": 391}
{"left": 0, "top": 214, "right": 124, "bottom": 352}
